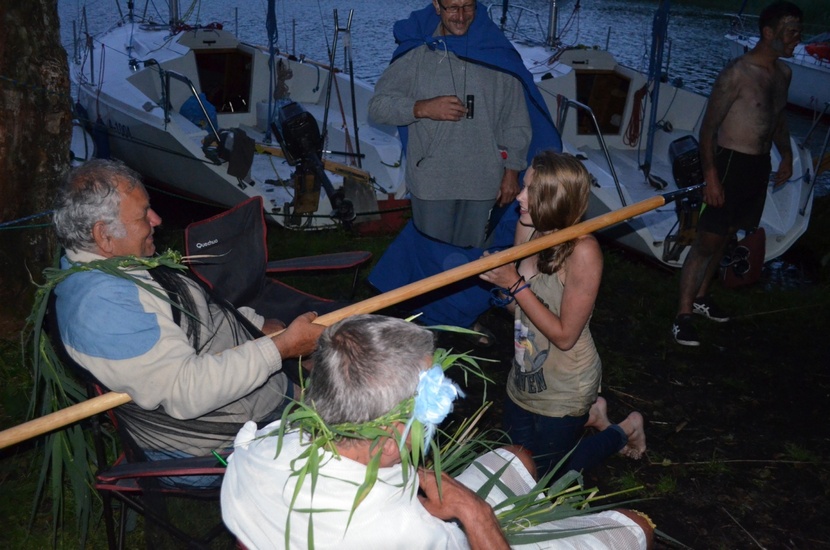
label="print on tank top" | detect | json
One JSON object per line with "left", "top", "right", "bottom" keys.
{"left": 513, "top": 318, "right": 549, "bottom": 394}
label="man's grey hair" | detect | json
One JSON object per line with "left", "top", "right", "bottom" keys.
{"left": 307, "top": 315, "right": 435, "bottom": 425}
{"left": 53, "top": 159, "right": 144, "bottom": 252}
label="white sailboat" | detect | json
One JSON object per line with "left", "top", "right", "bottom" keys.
{"left": 490, "top": 0, "right": 816, "bottom": 267}
{"left": 69, "top": 1, "right": 407, "bottom": 230}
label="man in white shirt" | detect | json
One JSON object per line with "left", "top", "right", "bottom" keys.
{"left": 221, "top": 315, "right": 654, "bottom": 549}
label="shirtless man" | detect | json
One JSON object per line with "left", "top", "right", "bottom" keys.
{"left": 672, "top": 1, "right": 802, "bottom": 346}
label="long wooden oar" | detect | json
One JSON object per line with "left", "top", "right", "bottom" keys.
{"left": 0, "top": 186, "right": 698, "bottom": 450}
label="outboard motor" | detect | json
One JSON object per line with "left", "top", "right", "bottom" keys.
{"left": 271, "top": 101, "right": 355, "bottom": 224}
{"left": 662, "top": 136, "right": 704, "bottom": 262}
{"left": 670, "top": 135, "right": 704, "bottom": 190}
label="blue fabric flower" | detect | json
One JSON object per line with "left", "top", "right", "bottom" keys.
{"left": 403, "top": 365, "right": 464, "bottom": 452}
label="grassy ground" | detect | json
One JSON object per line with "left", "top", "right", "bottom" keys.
{"left": 1, "top": 194, "right": 828, "bottom": 548}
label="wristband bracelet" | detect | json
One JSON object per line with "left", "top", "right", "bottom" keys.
{"left": 512, "top": 282, "right": 530, "bottom": 296}
{"left": 489, "top": 276, "right": 529, "bottom": 307}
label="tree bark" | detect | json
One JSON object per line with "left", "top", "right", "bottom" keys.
{"left": 0, "top": 0, "right": 70, "bottom": 330}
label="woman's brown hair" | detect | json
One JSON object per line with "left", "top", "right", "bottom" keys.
{"left": 527, "top": 151, "right": 592, "bottom": 274}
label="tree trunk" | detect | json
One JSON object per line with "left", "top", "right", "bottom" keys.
{"left": 0, "top": 0, "right": 70, "bottom": 331}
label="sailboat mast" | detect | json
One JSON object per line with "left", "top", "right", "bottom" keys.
{"left": 168, "top": 0, "right": 180, "bottom": 27}
{"left": 642, "top": 0, "right": 671, "bottom": 183}
{"left": 546, "top": 0, "right": 559, "bottom": 47}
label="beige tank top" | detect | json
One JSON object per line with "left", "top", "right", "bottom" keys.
{"left": 506, "top": 270, "right": 601, "bottom": 418}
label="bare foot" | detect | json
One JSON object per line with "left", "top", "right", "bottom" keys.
{"left": 618, "top": 412, "right": 647, "bottom": 460}
{"left": 585, "top": 397, "right": 611, "bottom": 431}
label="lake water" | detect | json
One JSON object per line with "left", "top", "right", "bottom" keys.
{"left": 58, "top": 0, "right": 732, "bottom": 87}
{"left": 59, "top": 0, "right": 829, "bottom": 196}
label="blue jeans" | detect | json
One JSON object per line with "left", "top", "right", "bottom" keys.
{"left": 142, "top": 448, "right": 224, "bottom": 489}
{"left": 503, "top": 397, "right": 626, "bottom": 479}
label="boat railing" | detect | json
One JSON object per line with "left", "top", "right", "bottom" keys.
{"left": 801, "top": 101, "right": 829, "bottom": 214}
{"left": 556, "top": 96, "right": 626, "bottom": 206}
{"left": 487, "top": 3, "right": 550, "bottom": 46}
{"left": 157, "top": 67, "right": 222, "bottom": 149}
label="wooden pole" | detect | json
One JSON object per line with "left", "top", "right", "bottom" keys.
{"left": 0, "top": 392, "right": 132, "bottom": 450}
{"left": 313, "top": 193, "right": 669, "bottom": 325}
{"left": 0, "top": 188, "right": 692, "bottom": 450}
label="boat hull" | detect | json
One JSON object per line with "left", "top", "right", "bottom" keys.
{"left": 71, "top": 23, "right": 408, "bottom": 230}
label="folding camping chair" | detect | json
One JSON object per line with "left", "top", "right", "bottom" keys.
{"left": 87, "top": 386, "right": 232, "bottom": 550}
{"left": 184, "top": 196, "right": 371, "bottom": 320}
{"left": 46, "top": 297, "right": 232, "bottom": 550}
{"left": 267, "top": 251, "right": 371, "bottom": 301}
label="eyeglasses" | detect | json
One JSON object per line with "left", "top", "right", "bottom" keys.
{"left": 437, "top": 1, "right": 476, "bottom": 16}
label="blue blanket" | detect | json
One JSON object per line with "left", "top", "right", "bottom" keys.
{"left": 391, "top": 2, "right": 561, "bottom": 157}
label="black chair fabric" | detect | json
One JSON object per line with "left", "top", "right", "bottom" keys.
{"left": 184, "top": 196, "right": 358, "bottom": 320}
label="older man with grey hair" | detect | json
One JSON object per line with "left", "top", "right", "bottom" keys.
{"left": 221, "top": 314, "right": 655, "bottom": 549}
{"left": 52, "top": 158, "right": 322, "bottom": 483}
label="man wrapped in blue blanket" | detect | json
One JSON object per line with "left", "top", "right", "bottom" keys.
{"left": 368, "top": 1, "right": 561, "bottom": 333}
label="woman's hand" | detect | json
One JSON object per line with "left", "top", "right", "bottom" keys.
{"left": 479, "top": 251, "right": 522, "bottom": 289}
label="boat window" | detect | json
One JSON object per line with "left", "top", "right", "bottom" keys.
{"left": 194, "top": 49, "right": 253, "bottom": 114}
{"left": 574, "top": 71, "right": 631, "bottom": 136}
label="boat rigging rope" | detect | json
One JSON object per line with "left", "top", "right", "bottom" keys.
{"left": 655, "top": 87, "right": 679, "bottom": 131}
{"left": 331, "top": 71, "right": 356, "bottom": 164}
{"left": 95, "top": 42, "right": 106, "bottom": 111}
{"left": 316, "top": 0, "right": 331, "bottom": 50}
{"left": 0, "top": 211, "right": 53, "bottom": 230}
{"left": 537, "top": 1, "right": 581, "bottom": 66}
{"left": 557, "top": 0, "right": 582, "bottom": 47}
{"left": 186, "top": 0, "right": 199, "bottom": 25}
{"left": 624, "top": 84, "right": 648, "bottom": 147}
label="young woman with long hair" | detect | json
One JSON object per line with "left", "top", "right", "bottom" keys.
{"left": 481, "top": 151, "right": 647, "bottom": 478}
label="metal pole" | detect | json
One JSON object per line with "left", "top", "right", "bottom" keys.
{"left": 169, "top": 0, "right": 179, "bottom": 27}
{"left": 72, "top": 21, "right": 78, "bottom": 64}
{"left": 321, "top": 10, "right": 340, "bottom": 144}
{"left": 344, "top": 10, "right": 362, "bottom": 168}
{"left": 642, "top": 0, "right": 670, "bottom": 184}
{"left": 546, "top": 0, "right": 559, "bottom": 47}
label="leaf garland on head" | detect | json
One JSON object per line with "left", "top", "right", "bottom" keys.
{"left": 36, "top": 248, "right": 190, "bottom": 323}
{"left": 263, "top": 347, "right": 487, "bottom": 550}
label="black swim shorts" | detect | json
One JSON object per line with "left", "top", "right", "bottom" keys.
{"left": 697, "top": 147, "right": 771, "bottom": 236}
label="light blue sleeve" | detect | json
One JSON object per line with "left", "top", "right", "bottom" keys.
{"left": 55, "top": 271, "right": 161, "bottom": 360}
